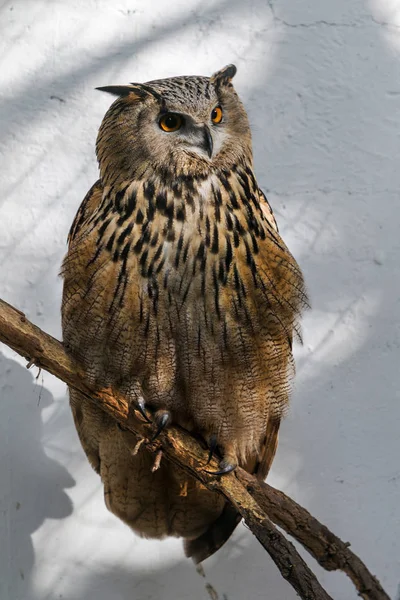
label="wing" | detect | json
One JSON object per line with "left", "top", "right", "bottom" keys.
{"left": 63, "top": 180, "right": 106, "bottom": 472}
{"left": 250, "top": 189, "right": 286, "bottom": 478}
{"left": 67, "top": 179, "right": 103, "bottom": 245}
{"left": 258, "top": 188, "right": 279, "bottom": 233}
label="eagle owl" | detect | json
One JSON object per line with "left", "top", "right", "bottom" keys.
{"left": 61, "top": 64, "right": 307, "bottom": 563}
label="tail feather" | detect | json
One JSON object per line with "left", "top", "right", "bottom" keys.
{"left": 184, "top": 503, "right": 241, "bottom": 564}
{"left": 253, "top": 417, "right": 280, "bottom": 480}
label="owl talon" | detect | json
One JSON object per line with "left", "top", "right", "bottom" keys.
{"left": 205, "top": 459, "right": 237, "bottom": 476}
{"left": 136, "top": 398, "right": 152, "bottom": 423}
{"left": 206, "top": 434, "right": 218, "bottom": 465}
{"left": 151, "top": 410, "right": 172, "bottom": 441}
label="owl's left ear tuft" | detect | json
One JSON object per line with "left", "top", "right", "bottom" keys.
{"left": 96, "top": 85, "right": 145, "bottom": 99}
{"left": 211, "top": 64, "right": 237, "bottom": 87}
{"left": 96, "top": 83, "right": 162, "bottom": 102}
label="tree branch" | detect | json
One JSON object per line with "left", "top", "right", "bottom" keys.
{"left": 0, "top": 297, "right": 390, "bottom": 600}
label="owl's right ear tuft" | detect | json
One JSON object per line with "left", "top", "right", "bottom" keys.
{"left": 211, "top": 64, "right": 237, "bottom": 87}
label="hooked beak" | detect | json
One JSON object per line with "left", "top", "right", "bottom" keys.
{"left": 202, "top": 125, "right": 213, "bottom": 158}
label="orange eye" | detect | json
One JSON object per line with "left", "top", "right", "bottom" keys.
{"left": 159, "top": 113, "right": 183, "bottom": 132}
{"left": 211, "top": 106, "right": 223, "bottom": 124}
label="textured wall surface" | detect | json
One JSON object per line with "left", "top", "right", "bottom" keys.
{"left": 1, "top": 1, "right": 399, "bottom": 598}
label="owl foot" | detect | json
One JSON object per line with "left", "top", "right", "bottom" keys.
{"left": 151, "top": 409, "right": 172, "bottom": 441}
{"left": 204, "top": 439, "right": 237, "bottom": 475}
{"left": 133, "top": 397, "right": 172, "bottom": 441}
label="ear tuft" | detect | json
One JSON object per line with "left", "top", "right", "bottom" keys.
{"left": 96, "top": 83, "right": 163, "bottom": 102}
{"left": 96, "top": 85, "right": 144, "bottom": 99}
{"left": 211, "top": 64, "right": 237, "bottom": 86}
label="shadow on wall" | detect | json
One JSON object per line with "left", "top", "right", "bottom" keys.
{"left": 0, "top": 353, "right": 75, "bottom": 600}
{"left": 40, "top": 543, "right": 297, "bottom": 600}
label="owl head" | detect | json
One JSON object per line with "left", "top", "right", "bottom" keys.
{"left": 96, "top": 65, "right": 252, "bottom": 185}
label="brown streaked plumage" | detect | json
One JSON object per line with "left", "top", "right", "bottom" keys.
{"left": 61, "top": 64, "right": 308, "bottom": 563}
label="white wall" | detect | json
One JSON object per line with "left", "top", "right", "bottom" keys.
{"left": 1, "top": 1, "right": 399, "bottom": 598}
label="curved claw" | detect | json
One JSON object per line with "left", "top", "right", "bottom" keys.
{"left": 136, "top": 397, "right": 152, "bottom": 423}
{"left": 204, "top": 460, "right": 237, "bottom": 476}
{"left": 151, "top": 410, "right": 171, "bottom": 441}
{"left": 206, "top": 434, "right": 218, "bottom": 465}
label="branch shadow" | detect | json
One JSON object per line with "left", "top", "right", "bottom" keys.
{"left": 0, "top": 353, "right": 75, "bottom": 600}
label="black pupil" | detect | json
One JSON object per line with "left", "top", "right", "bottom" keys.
{"left": 212, "top": 108, "right": 218, "bottom": 120}
{"left": 165, "top": 115, "right": 178, "bottom": 129}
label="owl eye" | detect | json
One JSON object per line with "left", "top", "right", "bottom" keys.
{"left": 211, "top": 106, "right": 223, "bottom": 124}
{"left": 159, "top": 113, "right": 183, "bottom": 132}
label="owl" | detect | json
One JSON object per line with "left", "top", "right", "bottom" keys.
{"left": 61, "top": 64, "right": 308, "bottom": 563}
